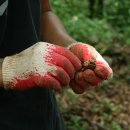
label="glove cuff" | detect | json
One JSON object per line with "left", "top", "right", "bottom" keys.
{"left": 2, "top": 56, "right": 16, "bottom": 89}
{"left": 66, "top": 42, "right": 83, "bottom": 50}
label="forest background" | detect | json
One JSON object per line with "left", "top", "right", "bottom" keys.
{"left": 51, "top": 0, "right": 130, "bottom": 130}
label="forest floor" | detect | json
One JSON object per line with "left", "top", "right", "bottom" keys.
{"left": 57, "top": 42, "right": 130, "bottom": 130}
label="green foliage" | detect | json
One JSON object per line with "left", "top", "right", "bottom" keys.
{"left": 93, "top": 99, "right": 122, "bottom": 130}
{"left": 102, "top": 99, "right": 121, "bottom": 114}
{"left": 66, "top": 90, "right": 78, "bottom": 103}
{"left": 67, "top": 115, "right": 87, "bottom": 130}
{"left": 52, "top": 0, "right": 129, "bottom": 129}
{"left": 104, "top": 0, "right": 130, "bottom": 45}
{"left": 104, "top": 1, "right": 130, "bottom": 30}
{"left": 108, "top": 122, "right": 122, "bottom": 130}
{"left": 123, "top": 27, "right": 130, "bottom": 45}
{"left": 65, "top": 17, "right": 116, "bottom": 45}
{"left": 92, "top": 98, "right": 121, "bottom": 115}
{"left": 64, "top": 98, "right": 122, "bottom": 130}
{"left": 51, "top": 0, "right": 130, "bottom": 45}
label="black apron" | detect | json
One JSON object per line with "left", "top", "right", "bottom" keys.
{"left": 0, "top": 0, "right": 65, "bottom": 130}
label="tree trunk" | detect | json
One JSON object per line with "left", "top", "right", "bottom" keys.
{"left": 98, "top": 0, "right": 104, "bottom": 18}
{"left": 88, "top": 0, "right": 104, "bottom": 18}
{"left": 88, "top": 0, "right": 95, "bottom": 18}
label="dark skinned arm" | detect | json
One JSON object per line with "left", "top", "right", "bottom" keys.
{"left": 40, "top": 0, "right": 76, "bottom": 47}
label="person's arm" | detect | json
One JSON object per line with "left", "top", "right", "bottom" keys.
{"left": 0, "top": 59, "right": 3, "bottom": 86}
{"left": 40, "top": 0, "right": 113, "bottom": 94}
{"left": 0, "top": 0, "right": 80, "bottom": 90}
{"left": 40, "top": 0, "right": 76, "bottom": 47}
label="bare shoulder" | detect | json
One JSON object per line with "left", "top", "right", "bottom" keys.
{"left": 41, "top": 0, "right": 52, "bottom": 12}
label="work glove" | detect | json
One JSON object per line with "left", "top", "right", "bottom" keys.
{"left": 67, "top": 42, "right": 113, "bottom": 94}
{"left": 2, "top": 42, "right": 81, "bottom": 91}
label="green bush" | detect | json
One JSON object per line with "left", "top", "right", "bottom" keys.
{"left": 51, "top": 0, "right": 130, "bottom": 45}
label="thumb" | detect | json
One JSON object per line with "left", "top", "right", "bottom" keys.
{"left": 67, "top": 43, "right": 97, "bottom": 63}
{"left": 68, "top": 43, "right": 113, "bottom": 79}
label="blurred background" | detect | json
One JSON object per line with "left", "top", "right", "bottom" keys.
{"left": 51, "top": 0, "right": 130, "bottom": 130}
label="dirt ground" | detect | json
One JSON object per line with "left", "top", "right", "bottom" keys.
{"left": 57, "top": 43, "right": 130, "bottom": 130}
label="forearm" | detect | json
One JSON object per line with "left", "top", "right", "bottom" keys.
{"left": 0, "top": 58, "right": 3, "bottom": 87}
{"left": 40, "top": 11, "right": 76, "bottom": 47}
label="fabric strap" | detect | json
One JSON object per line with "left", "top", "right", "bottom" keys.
{"left": 0, "top": 0, "right": 8, "bottom": 47}
{"left": 0, "top": 0, "right": 8, "bottom": 16}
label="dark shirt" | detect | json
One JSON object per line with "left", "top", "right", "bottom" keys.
{"left": 0, "top": 0, "right": 65, "bottom": 130}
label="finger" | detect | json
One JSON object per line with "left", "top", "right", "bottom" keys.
{"left": 49, "top": 52, "right": 75, "bottom": 79}
{"left": 70, "top": 80, "right": 84, "bottom": 94}
{"left": 34, "top": 75, "right": 62, "bottom": 92}
{"left": 49, "top": 66, "right": 70, "bottom": 86}
{"left": 95, "top": 61, "right": 113, "bottom": 80}
{"left": 75, "top": 72, "right": 91, "bottom": 90}
{"left": 14, "top": 75, "right": 62, "bottom": 92}
{"left": 54, "top": 45, "right": 82, "bottom": 71}
{"left": 83, "top": 69, "right": 102, "bottom": 86}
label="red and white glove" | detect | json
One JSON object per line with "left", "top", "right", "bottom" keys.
{"left": 67, "top": 42, "right": 113, "bottom": 94}
{"left": 2, "top": 42, "right": 81, "bottom": 91}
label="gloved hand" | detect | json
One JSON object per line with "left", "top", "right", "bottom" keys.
{"left": 67, "top": 42, "right": 113, "bottom": 94}
{"left": 2, "top": 42, "right": 81, "bottom": 91}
